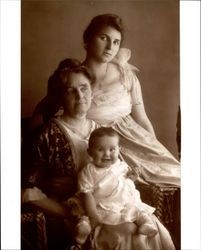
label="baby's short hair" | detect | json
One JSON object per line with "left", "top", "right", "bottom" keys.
{"left": 88, "top": 127, "right": 119, "bottom": 148}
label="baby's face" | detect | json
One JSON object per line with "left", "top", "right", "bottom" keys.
{"left": 89, "top": 135, "right": 120, "bottom": 168}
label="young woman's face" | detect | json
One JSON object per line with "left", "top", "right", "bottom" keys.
{"left": 89, "top": 135, "right": 120, "bottom": 168}
{"left": 87, "top": 26, "right": 122, "bottom": 63}
{"left": 62, "top": 72, "right": 92, "bottom": 117}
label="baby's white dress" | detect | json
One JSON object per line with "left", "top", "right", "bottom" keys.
{"left": 78, "top": 159, "right": 155, "bottom": 225}
{"left": 78, "top": 158, "right": 176, "bottom": 249}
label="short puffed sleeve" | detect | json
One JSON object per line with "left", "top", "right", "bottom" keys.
{"left": 111, "top": 48, "right": 143, "bottom": 106}
{"left": 130, "top": 73, "right": 144, "bottom": 106}
{"left": 78, "top": 164, "right": 95, "bottom": 193}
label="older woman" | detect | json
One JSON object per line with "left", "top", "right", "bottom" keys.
{"left": 22, "top": 58, "right": 175, "bottom": 250}
{"left": 22, "top": 60, "right": 99, "bottom": 249}
{"left": 22, "top": 60, "right": 98, "bottom": 205}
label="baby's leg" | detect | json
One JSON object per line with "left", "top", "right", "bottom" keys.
{"left": 136, "top": 212, "right": 158, "bottom": 237}
{"left": 74, "top": 216, "right": 92, "bottom": 245}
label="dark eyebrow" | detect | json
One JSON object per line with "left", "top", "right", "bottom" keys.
{"left": 98, "top": 33, "right": 121, "bottom": 42}
{"left": 66, "top": 83, "right": 89, "bottom": 89}
{"left": 97, "top": 33, "right": 107, "bottom": 37}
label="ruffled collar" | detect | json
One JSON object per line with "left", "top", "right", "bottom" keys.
{"left": 111, "top": 48, "right": 139, "bottom": 72}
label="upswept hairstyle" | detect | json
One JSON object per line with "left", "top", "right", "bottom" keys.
{"left": 47, "top": 58, "right": 93, "bottom": 98}
{"left": 47, "top": 58, "right": 80, "bottom": 95}
{"left": 88, "top": 127, "right": 120, "bottom": 149}
{"left": 83, "top": 14, "right": 124, "bottom": 47}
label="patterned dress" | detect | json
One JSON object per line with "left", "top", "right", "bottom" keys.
{"left": 24, "top": 118, "right": 98, "bottom": 201}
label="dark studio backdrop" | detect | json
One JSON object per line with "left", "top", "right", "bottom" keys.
{"left": 21, "top": 0, "right": 180, "bottom": 159}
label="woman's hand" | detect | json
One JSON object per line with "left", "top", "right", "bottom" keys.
{"left": 21, "top": 187, "right": 47, "bottom": 203}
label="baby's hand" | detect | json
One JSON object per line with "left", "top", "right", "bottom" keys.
{"left": 127, "top": 172, "right": 138, "bottom": 182}
{"left": 89, "top": 215, "right": 101, "bottom": 228}
{"left": 127, "top": 166, "right": 142, "bottom": 182}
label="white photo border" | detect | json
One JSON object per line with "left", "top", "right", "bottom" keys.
{"left": 0, "top": 1, "right": 200, "bottom": 249}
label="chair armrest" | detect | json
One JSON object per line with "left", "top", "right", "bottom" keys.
{"left": 135, "top": 183, "right": 179, "bottom": 229}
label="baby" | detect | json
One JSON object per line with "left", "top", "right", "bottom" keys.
{"left": 72, "top": 127, "right": 158, "bottom": 246}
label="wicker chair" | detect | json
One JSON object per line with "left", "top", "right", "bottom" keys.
{"left": 136, "top": 182, "right": 180, "bottom": 249}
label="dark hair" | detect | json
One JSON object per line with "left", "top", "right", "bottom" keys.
{"left": 88, "top": 127, "right": 120, "bottom": 149}
{"left": 47, "top": 58, "right": 81, "bottom": 95}
{"left": 47, "top": 58, "right": 93, "bottom": 98}
{"left": 83, "top": 14, "right": 124, "bottom": 47}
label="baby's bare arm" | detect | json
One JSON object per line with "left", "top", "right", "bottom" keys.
{"left": 82, "top": 192, "right": 100, "bottom": 227}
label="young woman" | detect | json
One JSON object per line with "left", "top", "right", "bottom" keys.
{"left": 82, "top": 14, "right": 180, "bottom": 187}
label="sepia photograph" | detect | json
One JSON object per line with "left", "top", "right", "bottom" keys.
{"left": 1, "top": 1, "right": 200, "bottom": 250}
{"left": 21, "top": 1, "right": 180, "bottom": 250}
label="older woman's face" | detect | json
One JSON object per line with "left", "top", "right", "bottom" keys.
{"left": 87, "top": 26, "right": 121, "bottom": 63}
{"left": 62, "top": 72, "right": 92, "bottom": 117}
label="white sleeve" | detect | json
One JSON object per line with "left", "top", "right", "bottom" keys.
{"left": 78, "top": 164, "right": 95, "bottom": 193}
{"left": 130, "top": 72, "right": 144, "bottom": 106}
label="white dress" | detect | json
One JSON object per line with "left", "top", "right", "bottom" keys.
{"left": 78, "top": 159, "right": 155, "bottom": 225}
{"left": 87, "top": 48, "right": 180, "bottom": 187}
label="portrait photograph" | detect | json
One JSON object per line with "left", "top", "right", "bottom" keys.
{"left": 0, "top": 1, "right": 200, "bottom": 250}
{"left": 21, "top": 1, "right": 180, "bottom": 249}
